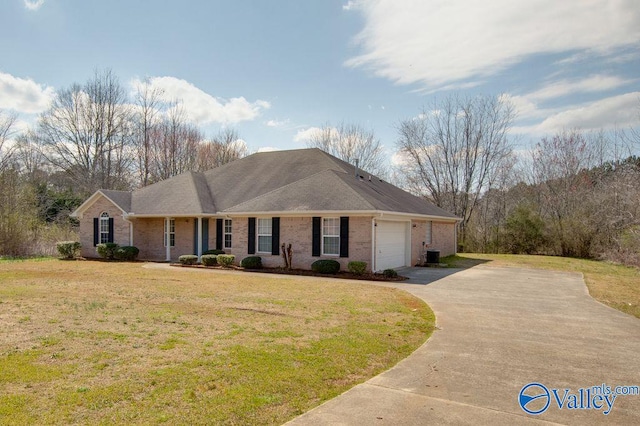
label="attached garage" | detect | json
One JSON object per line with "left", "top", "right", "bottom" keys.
{"left": 374, "top": 220, "right": 410, "bottom": 271}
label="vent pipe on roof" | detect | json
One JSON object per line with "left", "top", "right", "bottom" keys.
{"left": 354, "top": 158, "right": 359, "bottom": 178}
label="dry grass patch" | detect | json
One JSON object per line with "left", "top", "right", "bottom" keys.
{"left": 444, "top": 253, "right": 640, "bottom": 319}
{"left": 0, "top": 260, "right": 434, "bottom": 425}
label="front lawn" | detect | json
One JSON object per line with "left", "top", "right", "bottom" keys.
{"left": 443, "top": 253, "right": 640, "bottom": 319}
{"left": 0, "top": 260, "right": 434, "bottom": 425}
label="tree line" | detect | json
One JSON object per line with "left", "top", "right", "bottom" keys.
{"left": 0, "top": 69, "right": 247, "bottom": 256}
{"left": 1, "top": 69, "right": 638, "bottom": 267}
{"left": 395, "top": 95, "right": 640, "bottom": 268}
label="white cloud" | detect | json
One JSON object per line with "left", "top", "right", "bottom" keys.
{"left": 265, "top": 119, "right": 290, "bottom": 128}
{"left": 23, "top": 0, "right": 45, "bottom": 11}
{"left": 293, "top": 126, "right": 325, "bottom": 143}
{"left": 346, "top": 0, "right": 640, "bottom": 90}
{"left": 132, "top": 76, "right": 270, "bottom": 125}
{"left": 511, "top": 92, "right": 640, "bottom": 135}
{"left": 526, "top": 75, "right": 633, "bottom": 101}
{"left": 342, "top": 1, "right": 358, "bottom": 11}
{"left": 501, "top": 74, "right": 636, "bottom": 125}
{"left": 0, "top": 71, "right": 54, "bottom": 114}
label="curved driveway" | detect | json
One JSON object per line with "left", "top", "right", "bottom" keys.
{"left": 287, "top": 265, "right": 640, "bottom": 425}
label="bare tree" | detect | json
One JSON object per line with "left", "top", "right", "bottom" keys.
{"left": 37, "top": 69, "right": 133, "bottom": 195}
{"left": 196, "top": 128, "right": 247, "bottom": 171}
{"left": 0, "top": 110, "right": 18, "bottom": 173}
{"left": 396, "top": 94, "right": 516, "bottom": 246}
{"left": 133, "top": 79, "right": 164, "bottom": 187}
{"left": 304, "top": 122, "right": 387, "bottom": 177}
{"left": 150, "top": 105, "right": 202, "bottom": 180}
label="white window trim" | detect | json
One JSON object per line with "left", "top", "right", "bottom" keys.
{"left": 321, "top": 217, "right": 340, "bottom": 256}
{"left": 99, "top": 212, "right": 110, "bottom": 244}
{"left": 256, "top": 218, "right": 272, "bottom": 254}
{"left": 164, "top": 218, "right": 175, "bottom": 247}
{"left": 224, "top": 219, "right": 232, "bottom": 249}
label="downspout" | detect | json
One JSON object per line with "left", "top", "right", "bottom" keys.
{"left": 123, "top": 214, "right": 133, "bottom": 246}
{"left": 371, "top": 217, "right": 376, "bottom": 273}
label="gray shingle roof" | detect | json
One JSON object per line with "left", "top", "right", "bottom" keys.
{"left": 113, "top": 148, "right": 457, "bottom": 219}
{"left": 99, "top": 190, "right": 131, "bottom": 213}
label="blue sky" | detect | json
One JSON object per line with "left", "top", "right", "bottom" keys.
{"left": 1, "top": 0, "right": 639, "bottom": 162}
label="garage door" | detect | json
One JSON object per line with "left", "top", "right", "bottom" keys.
{"left": 375, "top": 221, "right": 408, "bottom": 271}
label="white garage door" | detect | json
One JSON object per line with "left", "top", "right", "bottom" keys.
{"left": 375, "top": 221, "right": 408, "bottom": 271}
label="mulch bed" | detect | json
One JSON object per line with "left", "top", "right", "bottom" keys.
{"left": 170, "top": 263, "right": 407, "bottom": 282}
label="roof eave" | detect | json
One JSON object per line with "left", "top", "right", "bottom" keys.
{"left": 70, "top": 190, "right": 129, "bottom": 219}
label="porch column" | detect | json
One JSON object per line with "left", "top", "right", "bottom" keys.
{"left": 197, "top": 217, "right": 203, "bottom": 260}
{"left": 165, "top": 217, "right": 171, "bottom": 262}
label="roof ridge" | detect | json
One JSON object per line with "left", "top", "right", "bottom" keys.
{"left": 222, "top": 168, "right": 375, "bottom": 212}
{"left": 327, "top": 169, "right": 377, "bottom": 210}
{"left": 187, "top": 170, "right": 213, "bottom": 214}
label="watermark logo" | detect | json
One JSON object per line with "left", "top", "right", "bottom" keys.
{"left": 519, "top": 382, "right": 639, "bottom": 416}
{"left": 519, "top": 383, "right": 550, "bottom": 415}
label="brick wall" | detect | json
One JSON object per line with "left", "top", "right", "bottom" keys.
{"left": 132, "top": 217, "right": 200, "bottom": 261}
{"left": 411, "top": 220, "right": 457, "bottom": 265}
{"left": 223, "top": 216, "right": 373, "bottom": 271}
{"left": 432, "top": 221, "right": 456, "bottom": 256}
{"left": 79, "top": 196, "right": 130, "bottom": 258}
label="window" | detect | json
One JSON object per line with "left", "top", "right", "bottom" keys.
{"left": 164, "top": 219, "right": 175, "bottom": 247}
{"left": 224, "top": 219, "right": 232, "bottom": 249}
{"left": 425, "top": 221, "right": 432, "bottom": 245}
{"left": 322, "top": 217, "right": 340, "bottom": 255}
{"left": 99, "top": 212, "right": 110, "bottom": 244}
{"left": 257, "top": 218, "right": 272, "bottom": 253}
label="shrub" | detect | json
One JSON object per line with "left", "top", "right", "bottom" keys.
{"left": 114, "top": 246, "right": 139, "bottom": 261}
{"left": 96, "top": 243, "right": 119, "bottom": 260}
{"left": 56, "top": 241, "right": 81, "bottom": 259}
{"left": 347, "top": 261, "right": 367, "bottom": 275}
{"left": 179, "top": 255, "right": 198, "bottom": 265}
{"left": 201, "top": 254, "right": 218, "bottom": 266}
{"left": 311, "top": 259, "right": 340, "bottom": 274}
{"left": 240, "top": 256, "right": 262, "bottom": 269}
{"left": 383, "top": 268, "right": 398, "bottom": 278}
{"left": 203, "top": 249, "right": 225, "bottom": 255}
{"left": 217, "top": 254, "right": 235, "bottom": 267}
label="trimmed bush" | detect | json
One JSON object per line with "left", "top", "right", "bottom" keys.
{"left": 203, "top": 249, "right": 226, "bottom": 255}
{"left": 201, "top": 254, "right": 218, "bottom": 266}
{"left": 57, "top": 241, "right": 81, "bottom": 259}
{"left": 217, "top": 254, "right": 235, "bottom": 267}
{"left": 240, "top": 256, "right": 262, "bottom": 269}
{"left": 311, "top": 259, "right": 340, "bottom": 274}
{"left": 96, "top": 243, "right": 119, "bottom": 260}
{"left": 179, "top": 255, "right": 199, "bottom": 265}
{"left": 114, "top": 246, "right": 139, "bottom": 261}
{"left": 383, "top": 268, "right": 398, "bottom": 278}
{"left": 347, "top": 261, "right": 367, "bottom": 275}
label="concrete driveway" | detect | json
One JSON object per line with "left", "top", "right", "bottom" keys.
{"left": 287, "top": 265, "right": 640, "bottom": 425}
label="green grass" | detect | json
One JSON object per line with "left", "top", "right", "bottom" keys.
{"left": 443, "top": 253, "right": 640, "bottom": 319}
{"left": 0, "top": 260, "right": 434, "bottom": 424}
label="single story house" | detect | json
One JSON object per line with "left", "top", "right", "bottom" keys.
{"left": 71, "top": 148, "right": 459, "bottom": 271}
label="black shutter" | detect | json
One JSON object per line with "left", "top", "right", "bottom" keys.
{"left": 93, "top": 218, "right": 99, "bottom": 246}
{"left": 193, "top": 219, "right": 198, "bottom": 254}
{"left": 216, "top": 219, "right": 223, "bottom": 250}
{"left": 312, "top": 217, "right": 321, "bottom": 257}
{"left": 339, "top": 216, "right": 349, "bottom": 258}
{"left": 248, "top": 217, "right": 256, "bottom": 254}
{"left": 202, "top": 219, "right": 209, "bottom": 252}
{"left": 271, "top": 217, "right": 280, "bottom": 255}
{"left": 108, "top": 218, "right": 114, "bottom": 243}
